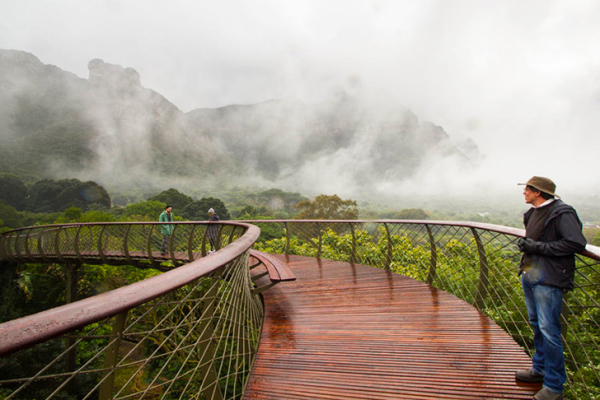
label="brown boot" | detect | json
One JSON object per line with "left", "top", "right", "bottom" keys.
{"left": 515, "top": 368, "right": 544, "bottom": 383}
{"left": 533, "top": 387, "right": 564, "bottom": 400}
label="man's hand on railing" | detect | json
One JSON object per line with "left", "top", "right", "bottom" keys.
{"left": 517, "top": 237, "right": 541, "bottom": 254}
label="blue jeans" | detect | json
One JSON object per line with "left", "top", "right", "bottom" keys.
{"left": 521, "top": 273, "right": 566, "bottom": 393}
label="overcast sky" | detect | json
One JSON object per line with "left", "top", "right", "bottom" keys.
{"left": 2, "top": 0, "right": 600, "bottom": 197}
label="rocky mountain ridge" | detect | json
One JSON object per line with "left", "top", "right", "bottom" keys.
{"left": 0, "top": 49, "right": 481, "bottom": 195}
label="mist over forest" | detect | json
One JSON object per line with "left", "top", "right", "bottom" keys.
{"left": 0, "top": 49, "right": 481, "bottom": 197}
{"left": 2, "top": 48, "right": 600, "bottom": 226}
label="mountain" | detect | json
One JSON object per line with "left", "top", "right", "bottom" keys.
{"left": 0, "top": 49, "right": 481, "bottom": 196}
{"left": 0, "top": 50, "right": 216, "bottom": 184}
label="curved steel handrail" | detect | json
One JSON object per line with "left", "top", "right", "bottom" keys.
{"left": 0, "top": 222, "right": 260, "bottom": 357}
{"left": 239, "top": 219, "right": 600, "bottom": 260}
{"left": 0, "top": 221, "right": 262, "bottom": 400}
{"left": 241, "top": 219, "right": 600, "bottom": 399}
{"left": 1, "top": 219, "right": 599, "bottom": 399}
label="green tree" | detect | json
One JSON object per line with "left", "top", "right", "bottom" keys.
{"left": 148, "top": 188, "right": 193, "bottom": 210}
{"left": 123, "top": 200, "right": 167, "bottom": 221}
{"left": 0, "top": 173, "right": 28, "bottom": 210}
{"left": 294, "top": 194, "right": 358, "bottom": 220}
{"left": 394, "top": 208, "right": 429, "bottom": 220}
{"left": 235, "top": 205, "right": 269, "bottom": 219}
{"left": 0, "top": 203, "right": 24, "bottom": 231}
{"left": 27, "top": 179, "right": 111, "bottom": 213}
{"left": 182, "top": 197, "right": 230, "bottom": 220}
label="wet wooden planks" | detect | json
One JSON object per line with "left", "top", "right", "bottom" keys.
{"left": 245, "top": 255, "right": 539, "bottom": 399}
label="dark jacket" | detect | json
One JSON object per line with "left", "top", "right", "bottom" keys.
{"left": 519, "top": 200, "right": 586, "bottom": 291}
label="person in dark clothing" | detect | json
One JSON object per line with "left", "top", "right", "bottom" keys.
{"left": 207, "top": 207, "right": 219, "bottom": 253}
{"left": 515, "top": 176, "right": 586, "bottom": 400}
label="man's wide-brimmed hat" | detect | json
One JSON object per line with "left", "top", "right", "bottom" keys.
{"left": 518, "top": 176, "right": 560, "bottom": 198}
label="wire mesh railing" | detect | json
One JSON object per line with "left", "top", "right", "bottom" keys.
{"left": 243, "top": 219, "right": 600, "bottom": 400}
{"left": 0, "top": 222, "right": 244, "bottom": 270}
{"left": 0, "top": 222, "right": 262, "bottom": 400}
{"left": 2, "top": 219, "right": 600, "bottom": 399}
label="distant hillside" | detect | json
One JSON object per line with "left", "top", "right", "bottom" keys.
{"left": 0, "top": 49, "right": 482, "bottom": 195}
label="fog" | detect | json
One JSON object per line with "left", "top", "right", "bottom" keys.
{"left": 2, "top": 0, "right": 600, "bottom": 200}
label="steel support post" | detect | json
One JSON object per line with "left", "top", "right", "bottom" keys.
{"left": 65, "top": 263, "right": 81, "bottom": 394}
{"left": 349, "top": 223, "right": 357, "bottom": 264}
{"left": 99, "top": 311, "right": 128, "bottom": 400}
{"left": 426, "top": 225, "right": 438, "bottom": 285}
{"left": 188, "top": 224, "right": 197, "bottom": 262}
{"left": 195, "top": 268, "right": 225, "bottom": 400}
{"left": 284, "top": 222, "right": 290, "bottom": 256}
{"left": 317, "top": 223, "right": 322, "bottom": 260}
{"left": 471, "top": 228, "right": 489, "bottom": 309}
{"left": 384, "top": 223, "right": 392, "bottom": 271}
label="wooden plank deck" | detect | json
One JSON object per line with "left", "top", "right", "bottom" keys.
{"left": 245, "top": 255, "right": 540, "bottom": 399}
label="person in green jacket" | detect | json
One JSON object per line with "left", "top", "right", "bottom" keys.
{"left": 159, "top": 205, "right": 174, "bottom": 255}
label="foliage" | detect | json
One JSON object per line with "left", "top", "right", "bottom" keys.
{"left": 234, "top": 205, "right": 269, "bottom": 219}
{"left": 148, "top": 188, "right": 193, "bottom": 210}
{"left": 394, "top": 208, "right": 429, "bottom": 220}
{"left": 181, "top": 197, "right": 230, "bottom": 220}
{"left": 122, "top": 200, "right": 167, "bottom": 221}
{"left": 53, "top": 206, "right": 118, "bottom": 224}
{"left": 27, "top": 178, "right": 111, "bottom": 213}
{"left": 0, "top": 173, "right": 28, "bottom": 210}
{"left": 0, "top": 203, "right": 25, "bottom": 231}
{"left": 294, "top": 194, "right": 358, "bottom": 220}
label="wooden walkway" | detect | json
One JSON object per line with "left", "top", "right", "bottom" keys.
{"left": 245, "top": 255, "right": 540, "bottom": 400}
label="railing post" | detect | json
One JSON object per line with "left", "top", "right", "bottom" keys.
{"left": 349, "top": 223, "right": 357, "bottom": 264}
{"left": 168, "top": 224, "right": 178, "bottom": 261}
{"left": 284, "top": 222, "right": 290, "bottom": 256}
{"left": 316, "top": 222, "right": 322, "bottom": 260}
{"left": 560, "top": 294, "right": 570, "bottom": 339}
{"left": 55, "top": 227, "right": 66, "bottom": 263}
{"left": 147, "top": 225, "right": 156, "bottom": 263}
{"left": 74, "top": 225, "right": 84, "bottom": 264}
{"left": 65, "top": 263, "right": 81, "bottom": 393}
{"left": 98, "top": 225, "right": 109, "bottom": 264}
{"left": 99, "top": 311, "right": 128, "bottom": 400}
{"left": 123, "top": 224, "right": 132, "bottom": 264}
{"left": 24, "top": 228, "right": 34, "bottom": 262}
{"left": 215, "top": 224, "right": 224, "bottom": 250}
{"left": 426, "top": 225, "right": 437, "bottom": 285}
{"left": 38, "top": 227, "right": 50, "bottom": 263}
{"left": 383, "top": 223, "right": 392, "bottom": 271}
{"left": 196, "top": 268, "right": 225, "bottom": 400}
{"left": 188, "top": 224, "right": 197, "bottom": 262}
{"left": 471, "top": 228, "right": 489, "bottom": 309}
{"left": 201, "top": 224, "right": 209, "bottom": 257}
{"left": 227, "top": 224, "right": 237, "bottom": 246}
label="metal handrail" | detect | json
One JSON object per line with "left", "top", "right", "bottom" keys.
{"left": 0, "top": 222, "right": 262, "bottom": 400}
{"left": 241, "top": 219, "right": 600, "bottom": 400}
{"left": 0, "top": 223, "right": 260, "bottom": 356}
{"left": 1, "top": 219, "right": 599, "bottom": 399}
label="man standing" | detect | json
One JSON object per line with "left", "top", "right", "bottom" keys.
{"left": 515, "top": 177, "right": 586, "bottom": 400}
{"left": 159, "top": 205, "right": 174, "bottom": 255}
{"left": 207, "top": 207, "right": 219, "bottom": 253}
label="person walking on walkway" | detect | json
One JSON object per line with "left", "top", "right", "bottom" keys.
{"left": 159, "top": 205, "right": 174, "bottom": 255}
{"left": 515, "top": 177, "right": 586, "bottom": 400}
{"left": 207, "top": 207, "right": 219, "bottom": 253}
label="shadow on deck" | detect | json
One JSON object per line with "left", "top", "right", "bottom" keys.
{"left": 246, "top": 254, "right": 539, "bottom": 400}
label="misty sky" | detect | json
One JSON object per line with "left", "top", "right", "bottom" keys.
{"left": 2, "top": 0, "right": 600, "bottom": 197}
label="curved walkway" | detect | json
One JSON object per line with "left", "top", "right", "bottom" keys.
{"left": 246, "top": 254, "right": 539, "bottom": 399}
